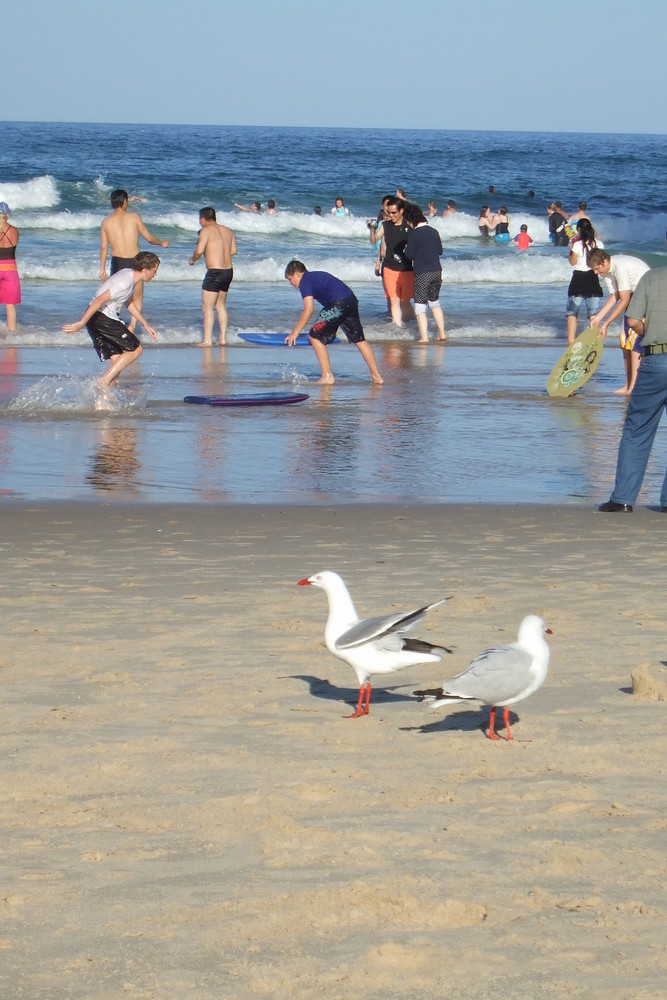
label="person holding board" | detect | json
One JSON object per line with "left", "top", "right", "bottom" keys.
{"left": 284, "top": 260, "right": 383, "bottom": 385}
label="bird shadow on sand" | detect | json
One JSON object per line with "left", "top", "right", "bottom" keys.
{"left": 286, "top": 674, "right": 419, "bottom": 710}
{"left": 400, "top": 708, "right": 519, "bottom": 736}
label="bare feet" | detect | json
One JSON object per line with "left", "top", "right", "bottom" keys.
{"left": 372, "top": 375, "right": 384, "bottom": 385}
{"left": 613, "top": 386, "right": 631, "bottom": 395}
{"left": 416, "top": 337, "right": 429, "bottom": 344}
{"left": 198, "top": 341, "right": 213, "bottom": 348}
{"left": 316, "top": 374, "right": 335, "bottom": 385}
{"left": 436, "top": 334, "right": 447, "bottom": 342}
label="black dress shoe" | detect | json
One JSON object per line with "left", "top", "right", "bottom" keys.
{"left": 598, "top": 500, "right": 633, "bottom": 513}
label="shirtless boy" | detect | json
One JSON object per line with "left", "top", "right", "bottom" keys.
{"left": 62, "top": 251, "right": 160, "bottom": 388}
{"left": 189, "top": 207, "right": 237, "bottom": 346}
{"left": 99, "top": 189, "right": 170, "bottom": 331}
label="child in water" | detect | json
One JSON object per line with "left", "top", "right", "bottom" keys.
{"left": 513, "top": 224, "right": 534, "bottom": 250}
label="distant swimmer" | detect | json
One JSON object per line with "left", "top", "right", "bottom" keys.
{"left": 284, "top": 259, "right": 383, "bottom": 385}
{"left": 99, "top": 189, "right": 170, "bottom": 332}
{"left": 0, "top": 202, "right": 20, "bottom": 331}
{"left": 234, "top": 201, "right": 261, "bottom": 213}
{"left": 331, "top": 197, "right": 350, "bottom": 217}
{"left": 62, "top": 251, "right": 160, "bottom": 388}
{"left": 512, "top": 224, "right": 534, "bottom": 250}
{"left": 478, "top": 205, "right": 496, "bottom": 238}
{"left": 265, "top": 199, "right": 277, "bottom": 215}
{"left": 569, "top": 201, "right": 590, "bottom": 224}
{"left": 189, "top": 207, "right": 237, "bottom": 347}
{"left": 442, "top": 200, "right": 456, "bottom": 217}
{"left": 427, "top": 200, "right": 438, "bottom": 218}
{"left": 547, "top": 202, "right": 569, "bottom": 246}
{"left": 494, "top": 206, "right": 511, "bottom": 243}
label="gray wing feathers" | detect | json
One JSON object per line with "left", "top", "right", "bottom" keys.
{"left": 438, "top": 645, "right": 533, "bottom": 703}
{"left": 335, "top": 598, "right": 447, "bottom": 650}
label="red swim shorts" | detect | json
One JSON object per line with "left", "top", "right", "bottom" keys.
{"left": 382, "top": 268, "right": 414, "bottom": 301}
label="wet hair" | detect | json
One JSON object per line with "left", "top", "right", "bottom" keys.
{"left": 313, "top": 206, "right": 322, "bottom": 215}
{"left": 284, "top": 259, "right": 307, "bottom": 278}
{"left": 447, "top": 200, "right": 456, "bottom": 208}
{"left": 498, "top": 206, "right": 508, "bottom": 215}
{"left": 132, "top": 251, "right": 160, "bottom": 271}
{"left": 403, "top": 203, "right": 427, "bottom": 227}
{"left": 520, "top": 224, "right": 528, "bottom": 232}
{"left": 252, "top": 202, "right": 262, "bottom": 212}
{"left": 479, "top": 205, "right": 490, "bottom": 216}
{"left": 396, "top": 188, "right": 407, "bottom": 199}
{"left": 586, "top": 248, "right": 610, "bottom": 268}
{"left": 267, "top": 199, "right": 276, "bottom": 210}
{"left": 335, "top": 197, "right": 345, "bottom": 205}
{"left": 578, "top": 201, "right": 588, "bottom": 211}
{"left": 199, "top": 206, "right": 216, "bottom": 222}
{"left": 110, "top": 189, "right": 128, "bottom": 209}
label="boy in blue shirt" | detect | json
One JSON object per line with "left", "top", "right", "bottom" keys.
{"left": 284, "top": 260, "right": 383, "bottom": 385}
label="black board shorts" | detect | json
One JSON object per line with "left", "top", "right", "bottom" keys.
{"left": 110, "top": 256, "right": 135, "bottom": 275}
{"left": 86, "top": 311, "right": 140, "bottom": 361}
{"left": 310, "top": 295, "right": 365, "bottom": 345}
{"left": 202, "top": 267, "right": 233, "bottom": 293}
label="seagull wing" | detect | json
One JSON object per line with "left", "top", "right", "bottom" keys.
{"left": 443, "top": 644, "right": 533, "bottom": 703}
{"left": 335, "top": 598, "right": 447, "bottom": 650}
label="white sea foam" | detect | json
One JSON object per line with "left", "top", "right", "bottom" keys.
{"left": 17, "top": 251, "right": 570, "bottom": 286}
{"left": 18, "top": 211, "right": 103, "bottom": 231}
{"left": 0, "top": 175, "right": 59, "bottom": 211}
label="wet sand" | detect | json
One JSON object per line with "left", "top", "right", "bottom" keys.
{"left": 1, "top": 502, "right": 665, "bottom": 999}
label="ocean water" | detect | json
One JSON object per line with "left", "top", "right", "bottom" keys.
{"left": 0, "top": 122, "right": 666, "bottom": 504}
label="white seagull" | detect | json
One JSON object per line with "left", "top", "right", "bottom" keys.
{"left": 417, "top": 615, "right": 552, "bottom": 740}
{"left": 298, "top": 571, "right": 451, "bottom": 718}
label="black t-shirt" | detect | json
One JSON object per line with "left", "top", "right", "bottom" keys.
{"left": 382, "top": 220, "right": 413, "bottom": 271}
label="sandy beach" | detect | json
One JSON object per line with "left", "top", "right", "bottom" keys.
{"left": 1, "top": 502, "right": 665, "bottom": 999}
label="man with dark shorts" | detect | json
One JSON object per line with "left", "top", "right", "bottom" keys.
{"left": 99, "top": 189, "right": 170, "bottom": 332}
{"left": 62, "top": 251, "right": 160, "bottom": 388}
{"left": 189, "top": 207, "right": 237, "bottom": 345}
{"left": 284, "top": 260, "right": 383, "bottom": 385}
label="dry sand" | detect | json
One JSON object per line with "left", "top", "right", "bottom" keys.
{"left": 0, "top": 502, "right": 665, "bottom": 1000}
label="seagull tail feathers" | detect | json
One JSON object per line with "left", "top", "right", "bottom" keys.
{"left": 403, "top": 639, "right": 452, "bottom": 657}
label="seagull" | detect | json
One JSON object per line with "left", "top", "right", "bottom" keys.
{"left": 297, "top": 571, "right": 451, "bottom": 718}
{"left": 416, "top": 615, "right": 551, "bottom": 740}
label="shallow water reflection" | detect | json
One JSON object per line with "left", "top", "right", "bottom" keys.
{"left": 0, "top": 343, "right": 664, "bottom": 506}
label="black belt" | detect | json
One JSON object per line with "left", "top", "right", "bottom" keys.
{"left": 642, "top": 344, "right": 667, "bottom": 356}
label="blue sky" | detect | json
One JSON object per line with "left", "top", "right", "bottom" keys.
{"left": 4, "top": 0, "right": 666, "bottom": 133}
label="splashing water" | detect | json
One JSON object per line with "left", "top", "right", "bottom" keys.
{"left": 8, "top": 376, "right": 148, "bottom": 415}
